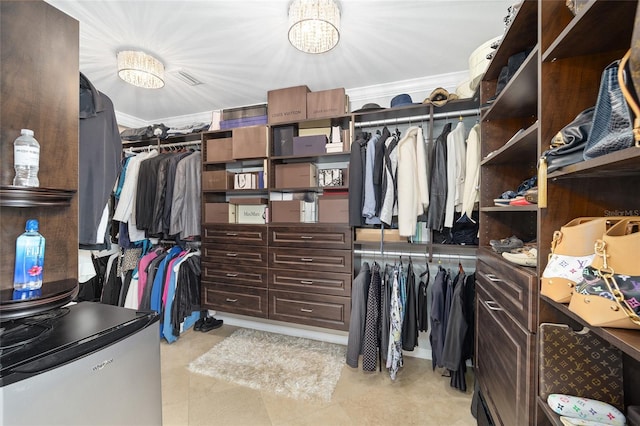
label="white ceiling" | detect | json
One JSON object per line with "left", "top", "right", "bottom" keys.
{"left": 45, "top": 0, "right": 513, "bottom": 123}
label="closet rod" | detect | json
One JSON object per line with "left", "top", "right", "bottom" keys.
{"left": 353, "top": 108, "right": 479, "bottom": 129}
{"left": 353, "top": 248, "right": 476, "bottom": 261}
{"left": 124, "top": 139, "right": 201, "bottom": 152}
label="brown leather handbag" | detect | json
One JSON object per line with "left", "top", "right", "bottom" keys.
{"left": 569, "top": 217, "right": 640, "bottom": 329}
{"left": 539, "top": 322, "right": 624, "bottom": 411}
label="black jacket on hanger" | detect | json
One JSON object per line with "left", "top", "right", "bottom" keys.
{"left": 426, "top": 123, "right": 451, "bottom": 231}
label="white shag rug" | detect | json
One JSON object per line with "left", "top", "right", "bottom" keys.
{"left": 188, "top": 328, "right": 346, "bottom": 402}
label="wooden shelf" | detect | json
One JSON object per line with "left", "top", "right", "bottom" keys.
{"left": 482, "top": 46, "right": 539, "bottom": 121}
{"left": 0, "top": 185, "right": 76, "bottom": 207}
{"left": 270, "top": 151, "right": 350, "bottom": 163}
{"left": 548, "top": 146, "right": 640, "bottom": 179}
{"left": 481, "top": 205, "right": 538, "bottom": 212}
{"left": 542, "top": 0, "right": 637, "bottom": 62}
{"left": 541, "top": 295, "right": 640, "bottom": 362}
{"left": 203, "top": 157, "right": 266, "bottom": 166}
{"left": 203, "top": 188, "right": 268, "bottom": 195}
{"left": 0, "top": 278, "right": 78, "bottom": 321}
{"left": 536, "top": 397, "right": 563, "bottom": 426}
{"left": 481, "top": 121, "right": 539, "bottom": 166}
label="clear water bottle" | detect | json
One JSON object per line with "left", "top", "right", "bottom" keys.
{"left": 14, "top": 219, "right": 46, "bottom": 291}
{"left": 13, "top": 129, "right": 40, "bottom": 187}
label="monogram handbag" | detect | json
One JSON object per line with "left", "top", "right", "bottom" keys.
{"left": 539, "top": 323, "right": 624, "bottom": 412}
{"left": 583, "top": 60, "right": 635, "bottom": 159}
{"left": 540, "top": 217, "right": 625, "bottom": 303}
{"left": 569, "top": 217, "right": 640, "bottom": 329}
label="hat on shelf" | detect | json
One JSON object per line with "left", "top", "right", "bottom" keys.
{"left": 352, "top": 103, "right": 385, "bottom": 113}
{"left": 423, "top": 87, "right": 459, "bottom": 107}
{"left": 390, "top": 94, "right": 420, "bottom": 108}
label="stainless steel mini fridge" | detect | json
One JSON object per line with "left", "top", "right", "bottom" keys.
{"left": 0, "top": 302, "right": 162, "bottom": 425}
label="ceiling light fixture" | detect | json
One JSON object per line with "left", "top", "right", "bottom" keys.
{"left": 288, "top": 0, "right": 340, "bottom": 54}
{"left": 117, "top": 50, "right": 165, "bottom": 89}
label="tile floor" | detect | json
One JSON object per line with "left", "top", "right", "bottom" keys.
{"left": 161, "top": 325, "right": 477, "bottom": 426}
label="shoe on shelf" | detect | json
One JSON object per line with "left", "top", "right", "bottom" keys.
{"left": 200, "top": 317, "right": 223, "bottom": 332}
{"left": 524, "top": 188, "right": 538, "bottom": 204}
{"left": 509, "top": 196, "right": 532, "bottom": 206}
{"left": 502, "top": 247, "right": 537, "bottom": 267}
{"left": 489, "top": 235, "right": 524, "bottom": 253}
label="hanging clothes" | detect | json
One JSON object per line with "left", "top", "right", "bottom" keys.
{"left": 362, "top": 134, "right": 382, "bottom": 225}
{"left": 417, "top": 267, "right": 430, "bottom": 332}
{"left": 386, "top": 267, "right": 403, "bottom": 380}
{"left": 373, "top": 127, "right": 390, "bottom": 215}
{"left": 444, "top": 121, "right": 467, "bottom": 228}
{"left": 347, "top": 263, "right": 371, "bottom": 368}
{"left": 461, "top": 124, "right": 481, "bottom": 221}
{"left": 348, "top": 133, "right": 368, "bottom": 227}
{"left": 429, "top": 266, "right": 448, "bottom": 370}
{"left": 170, "top": 151, "right": 202, "bottom": 239}
{"left": 78, "top": 72, "right": 122, "bottom": 249}
{"left": 401, "top": 260, "right": 418, "bottom": 350}
{"left": 362, "top": 262, "right": 381, "bottom": 372}
{"left": 397, "top": 126, "right": 429, "bottom": 237}
{"left": 426, "top": 123, "right": 451, "bottom": 232}
{"left": 379, "top": 135, "right": 399, "bottom": 226}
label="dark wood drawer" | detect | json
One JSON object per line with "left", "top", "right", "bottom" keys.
{"left": 203, "top": 244, "right": 268, "bottom": 267}
{"left": 202, "top": 283, "right": 268, "bottom": 318}
{"left": 476, "top": 247, "right": 537, "bottom": 332}
{"left": 269, "top": 268, "right": 351, "bottom": 297}
{"left": 202, "top": 263, "right": 267, "bottom": 288}
{"left": 269, "top": 247, "right": 352, "bottom": 273}
{"left": 269, "top": 225, "right": 352, "bottom": 249}
{"left": 268, "top": 290, "right": 350, "bottom": 331}
{"left": 203, "top": 224, "right": 268, "bottom": 245}
{"left": 475, "top": 281, "right": 535, "bottom": 426}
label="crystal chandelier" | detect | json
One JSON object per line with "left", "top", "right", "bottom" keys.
{"left": 288, "top": 0, "right": 341, "bottom": 54}
{"left": 117, "top": 50, "right": 165, "bottom": 89}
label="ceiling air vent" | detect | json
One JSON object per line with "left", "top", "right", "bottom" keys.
{"left": 172, "top": 69, "right": 203, "bottom": 86}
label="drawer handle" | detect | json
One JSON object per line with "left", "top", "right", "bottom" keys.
{"left": 485, "top": 300, "right": 503, "bottom": 311}
{"left": 300, "top": 235, "right": 313, "bottom": 239}
{"left": 300, "top": 258, "right": 314, "bottom": 262}
{"left": 300, "top": 280, "right": 314, "bottom": 285}
{"left": 485, "top": 273, "right": 503, "bottom": 283}
{"left": 226, "top": 298, "right": 238, "bottom": 303}
{"left": 226, "top": 232, "right": 238, "bottom": 236}
{"left": 300, "top": 308, "right": 313, "bottom": 313}
{"left": 226, "top": 273, "right": 238, "bottom": 277}
{"left": 226, "top": 253, "right": 238, "bottom": 257}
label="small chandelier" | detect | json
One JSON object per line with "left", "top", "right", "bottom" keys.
{"left": 117, "top": 50, "right": 165, "bottom": 89}
{"left": 288, "top": 0, "right": 341, "bottom": 54}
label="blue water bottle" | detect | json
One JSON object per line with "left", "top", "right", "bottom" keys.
{"left": 14, "top": 219, "right": 45, "bottom": 290}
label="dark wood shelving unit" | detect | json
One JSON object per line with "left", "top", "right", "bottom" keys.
{"left": 0, "top": 186, "right": 76, "bottom": 207}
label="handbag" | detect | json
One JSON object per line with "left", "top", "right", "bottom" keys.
{"left": 539, "top": 323, "right": 624, "bottom": 412}
{"left": 619, "top": 49, "right": 640, "bottom": 143}
{"left": 568, "top": 217, "right": 640, "bottom": 329}
{"left": 540, "top": 217, "right": 625, "bottom": 303}
{"left": 583, "top": 60, "right": 635, "bottom": 159}
{"left": 540, "top": 106, "right": 594, "bottom": 174}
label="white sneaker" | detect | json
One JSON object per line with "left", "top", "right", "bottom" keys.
{"left": 502, "top": 248, "right": 537, "bottom": 267}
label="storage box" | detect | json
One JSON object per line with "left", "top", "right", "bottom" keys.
{"left": 355, "top": 228, "right": 407, "bottom": 242}
{"left": 318, "top": 197, "right": 348, "bottom": 223}
{"left": 236, "top": 204, "right": 267, "bottom": 224}
{"left": 222, "top": 104, "right": 267, "bottom": 121}
{"left": 318, "top": 168, "right": 344, "bottom": 187}
{"left": 205, "top": 137, "right": 233, "bottom": 162}
{"left": 292, "top": 135, "right": 327, "bottom": 156}
{"left": 202, "top": 170, "right": 234, "bottom": 190}
{"left": 272, "top": 126, "right": 296, "bottom": 156}
{"left": 205, "top": 203, "right": 236, "bottom": 223}
{"left": 234, "top": 172, "right": 258, "bottom": 190}
{"left": 220, "top": 115, "right": 267, "bottom": 130}
{"left": 232, "top": 125, "right": 268, "bottom": 159}
{"left": 229, "top": 197, "right": 268, "bottom": 205}
{"left": 270, "top": 200, "right": 316, "bottom": 223}
{"left": 268, "top": 85, "right": 310, "bottom": 124}
{"left": 306, "top": 88, "right": 348, "bottom": 119}
{"left": 274, "top": 163, "right": 317, "bottom": 188}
